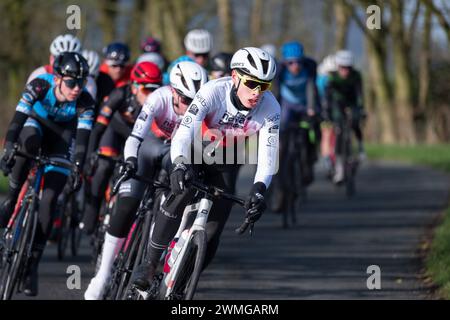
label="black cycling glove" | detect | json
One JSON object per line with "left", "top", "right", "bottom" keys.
{"left": 170, "top": 157, "right": 194, "bottom": 195}
{"left": 245, "top": 182, "right": 267, "bottom": 223}
{"left": 121, "top": 157, "right": 138, "bottom": 179}
{"left": 0, "top": 148, "right": 15, "bottom": 176}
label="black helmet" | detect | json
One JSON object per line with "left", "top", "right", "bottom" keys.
{"left": 53, "top": 52, "right": 89, "bottom": 79}
{"left": 211, "top": 52, "right": 233, "bottom": 74}
{"left": 103, "top": 42, "right": 130, "bottom": 64}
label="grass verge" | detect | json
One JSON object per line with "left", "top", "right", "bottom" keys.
{"left": 367, "top": 144, "right": 450, "bottom": 299}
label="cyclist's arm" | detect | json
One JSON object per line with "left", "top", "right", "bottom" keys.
{"left": 86, "top": 87, "right": 125, "bottom": 156}
{"left": 3, "top": 78, "right": 50, "bottom": 150}
{"left": 75, "top": 92, "right": 96, "bottom": 167}
{"left": 123, "top": 93, "right": 161, "bottom": 160}
{"left": 170, "top": 92, "right": 211, "bottom": 163}
{"left": 254, "top": 108, "right": 280, "bottom": 189}
{"left": 306, "top": 77, "right": 316, "bottom": 114}
{"left": 109, "top": 111, "right": 133, "bottom": 138}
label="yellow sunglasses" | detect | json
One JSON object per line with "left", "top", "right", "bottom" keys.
{"left": 236, "top": 72, "right": 272, "bottom": 92}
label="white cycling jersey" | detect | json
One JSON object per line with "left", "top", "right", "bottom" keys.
{"left": 124, "top": 86, "right": 181, "bottom": 159}
{"left": 27, "top": 66, "right": 97, "bottom": 100}
{"left": 171, "top": 77, "right": 280, "bottom": 188}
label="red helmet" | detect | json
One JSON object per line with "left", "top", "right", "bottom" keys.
{"left": 131, "top": 62, "right": 162, "bottom": 89}
{"left": 140, "top": 37, "right": 161, "bottom": 53}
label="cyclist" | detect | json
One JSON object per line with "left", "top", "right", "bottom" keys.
{"left": 209, "top": 52, "right": 232, "bottom": 80}
{"left": 99, "top": 42, "right": 133, "bottom": 88}
{"left": 162, "top": 29, "right": 213, "bottom": 84}
{"left": 136, "top": 52, "right": 165, "bottom": 72}
{"left": 317, "top": 54, "right": 338, "bottom": 176}
{"left": 140, "top": 36, "right": 168, "bottom": 70}
{"left": 260, "top": 43, "right": 277, "bottom": 60}
{"left": 0, "top": 52, "right": 94, "bottom": 296}
{"left": 271, "top": 41, "right": 319, "bottom": 211}
{"left": 26, "top": 34, "right": 82, "bottom": 83}
{"left": 325, "top": 50, "right": 365, "bottom": 184}
{"left": 84, "top": 61, "right": 208, "bottom": 300}
{"left": 80, "top": 62, "right": 163, "bottom": 236}
{"left": 130, "top": 47, "right": 280, "bottom": 291}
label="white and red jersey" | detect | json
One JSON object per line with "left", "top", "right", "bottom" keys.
{"left": 171, "top": 77, "right": 281, "bottom": 188}
{"left": 124, "top": 86, "right": 181, "bottom": 159}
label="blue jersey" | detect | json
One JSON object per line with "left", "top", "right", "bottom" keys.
{"left": 16, "top": 73, "right": 94, "bottom": 131}
{"left": 279, "top": 67, "right": 310, "bottom": 106}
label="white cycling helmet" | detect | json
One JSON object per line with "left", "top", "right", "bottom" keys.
{"left": 230, "top": 47, "right": 277, "bottom": 81}
{"left": 82, "top": 49, "right": 100, "bottom": 77}
{"left": 136, "top": 52, "right": 165, "bottom": 71}
{"left": 170, "top": 61, "right": 208, "bottom": 99}
{"left": 50, "top": 34, "right": 82, "bottom": 57}
{"left": 319, "top": 54, "right": 337, "bottom": 75}
{"left": 184, "top": 29, "right": 213, "bottom": 54}
{"left": 260, "top": 44, "right": 277, "bottom": 59}
{"left": 335, "top": 50, "right": 354, "bottom": 67}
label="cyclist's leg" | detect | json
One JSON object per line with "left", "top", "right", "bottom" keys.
{"left": 332, "top": 108, "right": 345, "bottom": 183}
{"left": 352, "top": 107, "right": 365, "bottom": 158}
{"left": 82, "top": 127, "right": 121, "bottom": 235}
{"left": 86, "top": 134, "right": 171, "bottom": 297}
{"left": 0, "top": 119, "right": 42, "bottom": 228}
{"left": 24, "top": 122, "right": 74, "bottom": 296}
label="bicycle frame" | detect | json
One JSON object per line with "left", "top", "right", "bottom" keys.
{"left": 161, "top": 196, "right": 213, "bottom": 297}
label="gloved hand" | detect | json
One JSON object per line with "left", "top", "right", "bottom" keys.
{"left": 0, "top": 148, "right": 16, "bottom": 176}
{"left": 170, "top": 157, "right": 194, "bottom": 195}
{"left": 120, "top": 157, "right": 138, "bottom": 179}
{"left": 70, "top": 162, "right": 83, "bottom": 192}
{"left": 84, "top": 153, "right": 98, "bottom": 177}
{"left": 245, "top": 182, "right": 267, "bottom": 223}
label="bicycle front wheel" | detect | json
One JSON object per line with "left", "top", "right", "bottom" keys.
{"left": 159, "top": 230, "right": 207, "bottom": 300}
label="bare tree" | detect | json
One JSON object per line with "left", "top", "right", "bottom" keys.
{"left": 250, "top": 0, "right": 263, "bottom": 46}
{"left": 218, "top": 0, "right": 236, "bottom": 52}
{"left": 421, "top": 0, "right": 450, "bottom": 43}
{"left": 334, "top": 0, "right": 352, "bottom": 50}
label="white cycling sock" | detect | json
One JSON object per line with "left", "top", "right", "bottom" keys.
{"left": 95, "top": 232, "right": 125, "bottom": 282}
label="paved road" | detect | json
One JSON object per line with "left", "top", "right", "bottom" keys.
{"left": 6, "top": 160, "right": 450, "bottom": 300}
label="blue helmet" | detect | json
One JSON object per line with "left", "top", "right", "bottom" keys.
{"left": 103, "top": 42, "right": 130, "bottom": 64}
{"left": 281, "top": 41, "right": 304, "bottom": 61}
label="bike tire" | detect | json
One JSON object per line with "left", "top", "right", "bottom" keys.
{"left": 1, "top": 199, "right": 35, "bottom": 300}
{"left": 57, "top": 206, "right": 71, "bottom": 261}
{"left": 159, "top": 230, "right": 207, "bottom": 300}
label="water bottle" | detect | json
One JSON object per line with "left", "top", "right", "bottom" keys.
{"left": 166, "top": 229, "right": 190, "bottom": 272}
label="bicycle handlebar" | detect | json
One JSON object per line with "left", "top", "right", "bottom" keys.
{"left": 13, "top": 148, "right": 75, "bottom": 171}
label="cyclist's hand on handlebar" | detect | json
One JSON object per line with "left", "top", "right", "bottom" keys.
{"left": 120, "top": 157, "right": 138, "bottom": 179}
{"left": 170, "top": 157, "right": 194, "bottom": 195}
{"left": 0, "top": 147, "right": 16, "bottom": 176}
{"left": 244, "top": 182, "right": 267, "bottom": 223}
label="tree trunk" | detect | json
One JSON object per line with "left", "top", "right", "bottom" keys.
{"left": 99, "top": 0, "right": 118, "bottom": 45}
{"left": 250, "top": 0, "right": 263, "bottom": 46}
{"left": 334, "top": 0, "right": 351, "bottom": 50}
{"left": 366, "top": 36, "right": 397, "bottom": 143}
{"left": 218, "top": 0, "right": 235, "bottom": 52}
{"left": 127, "top": 0, "right": 145, "bottom": 60}
{"left": 389, "top": 0, "right": 416, "bottom": 144}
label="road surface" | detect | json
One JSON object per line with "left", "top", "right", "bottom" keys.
{"left": 6, "top": 160, "right": 449, "bottom": 300}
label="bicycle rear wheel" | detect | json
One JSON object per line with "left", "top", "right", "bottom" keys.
{"left": 159, "top": 230, "right": 207, "bottom": 300}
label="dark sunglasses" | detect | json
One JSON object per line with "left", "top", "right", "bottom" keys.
{"left": 194, "top": 53, "right": 209, "bottom": 58}
{"left": 110, "top": 64, "right": 125, "bottom": 69}
{"left": 236, "top": 72, "right": 272, "bottom": 92}
{"left": 175, "top": 90, "right": 193, "bottom": 105}
{"left": 286, "top": 60, "right": 301, "bottom": 66}
{"left": 63, "top": 78, "right": 86, "bottom": 89}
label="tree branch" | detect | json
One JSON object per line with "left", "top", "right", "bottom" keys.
{"left": 421, "top": 0, "right": 450, "bottom": 42}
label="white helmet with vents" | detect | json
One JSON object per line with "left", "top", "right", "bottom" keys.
{"left": 184, "top": 29, "right": 213, "bottom": 54}
{"left": 230, "top": 47, "right": 277, "bottom": 81}
{"left": 136, "top": 52, "right": 165, "bottom": 71}
{"left": 170, "top": 61, "right": 208, "bottom": 99}
{"left": 335, "top": 50, "right": 354, "bottom": 67}
{"left": 82, "top": 49, "right": 100, "bottom": 77}
{"left": 50, "top": 34, "right": 82, "bottom": 57}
